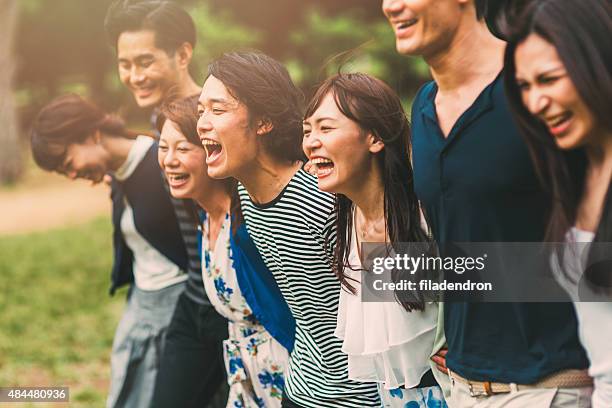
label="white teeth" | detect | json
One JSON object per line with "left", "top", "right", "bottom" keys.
{"left": 168, "top": 174, "right": 188, "bottom": 182}
{"left": 547, "top": 113, "right": 571, "bottom": 127}
{"left": 397, "top": 19, "right": 417, "bottom": 29}
{"left": 317, "top": 167, "right": 334, "bottom": 178}
{"left": 310, "top": 157, "right": 334, "bottom": 178}
{"left": 202, "top": 139, "right": 220, "bottom": 146}
{"left": 311, "top": 157, "right": 333, "bottom": 165}
{"left": 203, "top": 139, "right": 222, "bottom": 160}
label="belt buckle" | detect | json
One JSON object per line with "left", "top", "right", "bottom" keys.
{"left": 469, "top": 381, "right": 493, "bottom": 397}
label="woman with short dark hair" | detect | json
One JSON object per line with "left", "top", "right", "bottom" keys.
{"left": 505, "top": 0, "right": 612, "bottom": 406}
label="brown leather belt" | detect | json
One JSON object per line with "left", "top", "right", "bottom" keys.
{"left": 448, "top": 369, "right": 593, "bottom": 397}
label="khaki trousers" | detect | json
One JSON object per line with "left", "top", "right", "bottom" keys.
{"left": 447, "top": 372, "right": 592, "bottom": 408}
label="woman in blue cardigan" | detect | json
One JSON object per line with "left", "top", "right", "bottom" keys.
{"left": 30, "top": 94, "right": 226, "bottom": 407}
{"left": 158, "top": 95, "right": 295, "bottom": 408}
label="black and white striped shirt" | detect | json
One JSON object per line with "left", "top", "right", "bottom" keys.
{"left": 239, "top": 169, "right": 380, "bottom": 408}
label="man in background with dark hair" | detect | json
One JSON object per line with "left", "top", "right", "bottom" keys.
{"left": 104, "top": 1, "right": 228, "bottom": 407}
{"left": 382, "top": 0, "right": 591, "bottom": 406}
{"left": 104, "top": 0, "right": 201, "bottom": 108}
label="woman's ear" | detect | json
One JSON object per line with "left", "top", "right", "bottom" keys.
{"left": 256, "top": 118, "right": 274, "bottom": 136}
{"left": 367, "top": 132, "right": 385, "bottom": 154}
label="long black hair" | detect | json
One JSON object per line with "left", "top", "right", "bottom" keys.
{"left": 304, "top": 73, "right": 431, "bottom": 311}
{"left": 504, "top": 0, "right": 612, "bottom": 292}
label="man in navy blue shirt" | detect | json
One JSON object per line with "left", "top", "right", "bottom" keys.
{"left": 382, "top": 0, "right": 591, "bottom": 406}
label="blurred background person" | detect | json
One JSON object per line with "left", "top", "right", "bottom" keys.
{"left": 104, "top": 2, "right": 228, "bottom": 406}
{"left": 30, "top": 94, "right": 188, "bottom": 408}
{"left": 505, "top": 0, "right": 612, "bottom": 406}
{"left": 381, "top": 0, "right": 591, "bottom": 406}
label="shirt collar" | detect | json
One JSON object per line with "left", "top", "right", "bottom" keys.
{"left": 420, "top": 70, "right": 503, "bottom": 126}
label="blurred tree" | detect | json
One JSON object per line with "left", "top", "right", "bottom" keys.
{"left": 188, "top": 3, "right": 261, "bottom": 82}
{"left": 185, "top": 1, "right": 430, "bottom": 99}
{"left": 0, "top": 0, "right": 22, "bottom": 184}
{"left": 16, "top": 0, "right": 116, "bottom": 122}
{"left": 13, "top": 0, "right": 430, "bottom": 139}
{"left": 286, "top": 8, "right": 430, "bottom": 100}
{"left": 198, "top": 0, "right": 382, "bottom": 58}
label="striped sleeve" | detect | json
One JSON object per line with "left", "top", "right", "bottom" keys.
{"left": 238, "top": 170, "right": 380, "bottom": 407}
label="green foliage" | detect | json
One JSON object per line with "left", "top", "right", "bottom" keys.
{"left": 19, "top": 0, "right": 44, "bottom": 16}
{"left": 188, "top": 3, "right": 261, "bottom": 82}
{"left": 0, "top": 217, "right": 125, "bottom": 405}
{"left": 286, "top": 9, "right": 430, "bottom": 98}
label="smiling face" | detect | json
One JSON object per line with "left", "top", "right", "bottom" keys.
{"left": 303, "top": 93, "right": 383, "bottom": 194}
{"left": 197, "top": 75, "right": 258, "bottom": 181}
{"left": 58, "top": 134, "right": 111, "bottom": 184}
{"left": 381, "top": 0, "right": 463, "bottom": 56}
{"left": 515, "top": 34, "right": 596, "bottom": 150}
{"left": 117, "top": 30, "right": 181, "bottom": 108}
{"left": 158, "top": 119, "right": 209, "bottom": 200}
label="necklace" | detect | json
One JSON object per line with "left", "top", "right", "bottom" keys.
{"left": 355, "top": 209, "right": 385, "bottom": 242}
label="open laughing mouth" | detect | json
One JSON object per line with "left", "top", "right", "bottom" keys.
{"left": 133, "top": 85, "right": 155, "bottom": 98}
{"left": 310, "top": 157, "right": 334, "bottom": 178}
{"left": 202, "top": 139, "right": 223, "bottom": 165}
{"left": 395, "top": 18, "right": 418, "bottom": 35}
{"left": 545, "top": 112, "right": 573, "bottom": 136}
{"left": 166, "top": 172, "right": 190, "bottom": 188}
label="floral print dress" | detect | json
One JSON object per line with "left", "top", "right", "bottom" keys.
{"left": 202, "top": 214, "right": 289, "bottom": 408}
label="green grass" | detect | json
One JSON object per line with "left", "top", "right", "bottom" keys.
{"left": 0, "top": 217, "right": 127, "bottom": 407}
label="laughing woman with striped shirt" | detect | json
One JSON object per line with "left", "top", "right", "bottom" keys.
{"left": 197, "top": 51, "right": 380, "bottom": 408}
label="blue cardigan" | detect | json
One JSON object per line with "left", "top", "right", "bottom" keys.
{"left": 197, "top": 211, "right": 296, "bottom": 352}
{"left": 229, "top": 222, "right": 296, "bottom": 352}
{"left": 109, "top": 143, "right": 188, "bottom": 295}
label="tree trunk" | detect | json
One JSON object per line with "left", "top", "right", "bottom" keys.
{"left": 0, "top": 0, "right": 22, "bottom": 185}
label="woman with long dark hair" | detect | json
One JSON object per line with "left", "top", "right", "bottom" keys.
{"left": 30, "top": 94, "right": 193, "bottom": 408}
{"left": 504, "top": 0, "right": 612, "bottom": 406}
{"left": 302, "top": 73, "right": 446, "bottom": 407}
{"left": 157, "top": 95, "right": 290, "bottom": 408}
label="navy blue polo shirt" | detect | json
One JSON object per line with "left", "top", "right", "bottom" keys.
{"left": 411, "top": 72, "right": 588, "bottom": 383}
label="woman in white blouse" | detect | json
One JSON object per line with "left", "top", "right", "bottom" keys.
{"left": 303, "top": 73, "right": 446, "bottom": 408}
